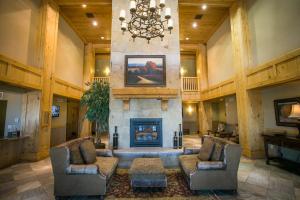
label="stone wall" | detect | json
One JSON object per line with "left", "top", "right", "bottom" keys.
{"left": 109, "top": 0, "right": 181, "bottom": 148}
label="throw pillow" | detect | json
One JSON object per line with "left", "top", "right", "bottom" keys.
{"left": 80, "top": 140, "right": 97, "bottom": 164}
{"left": 69, "top": 145, "right": 84, "bottom": 164}
{"left": 198, "top": 138, "right": 215, "bottom": 161}
{"left": 211, "top": 143, "right": 224, "bottom": 161}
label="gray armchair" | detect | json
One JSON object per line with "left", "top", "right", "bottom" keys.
{"left": 50, "top": 137, "right": 118, "bottom": 199}
{"left": 179, "top": 135, "right": 241, "bottom": 191}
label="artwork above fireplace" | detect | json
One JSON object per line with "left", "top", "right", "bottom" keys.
{"left": 130, "top": 118, "right": 162, "bottom": 147}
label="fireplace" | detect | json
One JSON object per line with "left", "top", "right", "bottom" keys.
{"left": 130, "top": 118, "right": 162, "bottom": 147}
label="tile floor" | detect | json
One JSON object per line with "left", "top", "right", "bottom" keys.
{"left": 0, "top": 135, "right": 299, "bottom": 200}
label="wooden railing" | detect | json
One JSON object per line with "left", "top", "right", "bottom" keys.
{"left": 93, "top": 76, "right": 110, "bottom": 84}
{"left": 181, "top": 77, "right": 200, "bottom": 92}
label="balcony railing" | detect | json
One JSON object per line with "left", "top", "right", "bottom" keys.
{"left": 181, "top": 77, "right": 200, "bottom": 92}
{"left": 93, "top": 77, "right": 110, "bottom": 84}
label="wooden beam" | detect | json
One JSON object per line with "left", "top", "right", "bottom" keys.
{"left": 54, "top": 0, "right": 111, "bottom": 6}
{"left": 179, "top": 0, "right": 236, "bottom": 7}
{"left": 0, "top": 54, "right": 42, "bottom": 90}
{"left": 52, "top": 76, "right": 83, "bottom": 100}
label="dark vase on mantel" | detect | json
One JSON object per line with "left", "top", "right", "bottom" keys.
{"left": 178, "top": 124, "right": 183, "bottom": 149}
{"left": 173, "top": 131, "right": 178, "bottom": 149}
{"left": 113, "top": 126, "right": 119, "bottom": 150}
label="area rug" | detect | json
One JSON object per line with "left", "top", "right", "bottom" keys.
{"left": 105, "top": 169, "right": 218, "bottom": 199}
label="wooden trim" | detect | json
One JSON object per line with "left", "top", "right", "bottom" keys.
{"left": 53, "top": 76, "right": 84, "bottom": 100}
{"left": 246, "top": 48, "right": 300, "bottom": 90}
{"left": 0, "top": 54, "right": 42, "bottom": 90}
{"left": 200, "top": 77, "right": 236, "bottom": 101}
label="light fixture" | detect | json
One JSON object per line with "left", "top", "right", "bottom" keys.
{"left": 289, "top": 104, "right": 300, "bottom": 138}
{"left": 92, "top": 20, "right": 98, "bottom": 26}
{"left": 185, "top": 37, "right": 190, "bottom": 40}
{"left": 119, "top": 0, "right": 173, "bottom": 44}
{"left": 82, "top": 4, "right": 87, "bottom": 8}
{"left": 202, "top": 4, "right": 207, "bottom": 10}
{"left": 187, "top": 105, "right": 193, "bottom": 114}
{"left": 104, "top": 67, "right": 110, "bottom": 76}
{"left": 180, "top": 68, "right": 186, "bottom": 76}
{"left": 192, "top": 22, "right": 197, "bottom": 28}
{"left": 100, "top": 36, "right": 105, "bottom": 40}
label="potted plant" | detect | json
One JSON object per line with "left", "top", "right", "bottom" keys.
{"left": 80, "top": 81, "right": 109, "bottom": 148}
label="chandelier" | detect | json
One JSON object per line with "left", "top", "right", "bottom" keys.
{"left": 119, "top": 0, "right": 173, "bottom": 44}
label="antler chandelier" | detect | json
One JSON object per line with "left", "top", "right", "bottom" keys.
{"left": 119, "top": 0, "right": 173, "bottom": 44}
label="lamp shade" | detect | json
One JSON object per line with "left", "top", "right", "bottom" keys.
{"left": 289, "top": 104, "right": 300, "bottom": 118}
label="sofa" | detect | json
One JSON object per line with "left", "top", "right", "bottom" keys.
{"left": 50, "top": 137, "right": 118, "bottom": 199}
{"left": 179, "top": 135, "right": 241, "bottom": 191}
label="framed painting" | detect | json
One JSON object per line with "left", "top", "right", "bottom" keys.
{"left": 274, "top": 97, "right": 300, "bottom": 127}
{"left": 125, "top": 55, "right": 166, "bottom": 87}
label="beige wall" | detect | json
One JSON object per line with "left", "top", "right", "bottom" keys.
{"left": 181, "top": 54, "right": 196, "bottom": 77}
{"left": 207, "top": 17, "right": 234, "bottom": 86}
{"left": 183, "top": 103, "right": 199, "bottom": 134}
{"left": 0, "top": 0, "right": 41, "bottom": 67}
{"left": 55, "top": 16, "right": 84, "bottom": 87}
{"left": 261, "top": 81, "right": 300, "bottom": 135}
{"left": 0, "top": 86, "right": 25, "bottom": 137}
{"left": 95, "top": 54, "right": 110, "bottom": 77}
{"left": 247, "top": 0, "right": 300, "bottom": 66}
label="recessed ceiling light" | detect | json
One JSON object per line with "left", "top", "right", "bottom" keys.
{"left": 92, "top": 20, "right": 98, "bottom": 26}
{"left": 202, "top": 4, "right": 207, "bottom": 10}
{"left": 82, "top": 4, "right": 87, "bottom": 8}
{"left": 100, "top": 36, "right": 104, "bottom": 40}
{"left": 192, "top": 22, "right": 197, "bottom": 28}
{"left": 185, "top": 37, "right": 190, "bottom": 40}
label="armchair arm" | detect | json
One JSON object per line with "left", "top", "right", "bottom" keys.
{"left": 66, "top": 164, "right": 99, "bottom": 175}
{"left": 183, "top": 147, "right": 201, "bottom": 155}
{"left": 197, "top": 161, "right": 226, "bottom": 170}
{"left": 96, "top": 149, "right": 113, "bottom": 157}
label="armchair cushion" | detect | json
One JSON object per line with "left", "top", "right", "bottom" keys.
{"left": 198, "top": 139, "right": 215, "bottom": 161}
{"left": 80, "top": 140, "right": 97, "bottom": 164}
{"left": 183, "top": 147, "right": 201, "bottom": 155}
{"left": 211, "top": 143, "right": 224, "bottom": 161}
{"left": 179, "top": 154, "right": 198, "bottom": 177}
{"left": 69, "top": 145, "right": 84, "bottom": 164}
{"left": 66, "top": 164, "right": 99, "bottom": 175}
{"left": 197, "top": 161, "right": 226, "bottom": 170}
{"left": 96, "top": 149, "right": 113, "bottom": 157}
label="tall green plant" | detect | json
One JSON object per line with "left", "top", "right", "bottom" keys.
{"left": 80, "top": 82, "right": 109, "bottom": 141}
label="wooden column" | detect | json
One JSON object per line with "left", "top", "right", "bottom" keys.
{"left": 230, "top": 0, "right": 264, "bottom": 158}
{"left": 83, "top": 43, "right": 95, "bottom": 88}
{"left": 22, "top": 0, "right": 59, "bottom": 161}
{"left": 79, "top": 43, "right": 95, "bottom": 137}
{"left": 196, "top": 44, "right": 212, "bottom": 135}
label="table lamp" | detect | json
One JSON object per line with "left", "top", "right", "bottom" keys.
{"left": 288, "top": 104, "right": 300, "bottom": 138}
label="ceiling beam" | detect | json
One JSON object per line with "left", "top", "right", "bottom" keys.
{"left": 54, "top": 0, "right": 111, "bottom": 6}
{"left": 178, "top": 0, "right": 235, "bottom": 7}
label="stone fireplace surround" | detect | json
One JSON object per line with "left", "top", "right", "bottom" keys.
{"left": 109, "top": 0, "right": 181, "bottom": 148}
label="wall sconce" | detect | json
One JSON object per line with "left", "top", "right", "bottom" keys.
{"left": 187, "top": 105, "right": 193, "bottom": 114}
{"left": 104, "top": 67, "right": 110, "bottom": 76}
{"left": 180, "top": 68, "right": 186, "bottom": 76}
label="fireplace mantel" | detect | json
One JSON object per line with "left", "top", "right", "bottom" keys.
{"left": 112, "top": 88, "right": 178, "bottom": 111}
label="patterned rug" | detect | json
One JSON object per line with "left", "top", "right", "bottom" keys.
{"left": 105, "top": 169, "right": 218, "bottom": 199}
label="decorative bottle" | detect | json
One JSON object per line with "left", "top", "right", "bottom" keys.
{"left": 173, "top": 131, "right": 178, "bottom": 149}
{"left": 113, "top": 126, "right": 118, "bottom": 150}
{"left": 178, "top": 124, "right": 183, "bottom": 149}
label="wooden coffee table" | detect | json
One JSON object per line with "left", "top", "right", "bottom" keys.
{"left": 129, "top": 158, "right": 167, "bottom": 188}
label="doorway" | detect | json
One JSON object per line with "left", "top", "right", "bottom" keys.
{"left": 66, "top": 100, "right": 80, "bottom": 141}
{"left": 0, "top": 100, "right": 7, "bottom": 138}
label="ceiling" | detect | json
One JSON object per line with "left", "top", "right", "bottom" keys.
{"left": 55, "top": 0, "right": 235, "bottom": 47}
